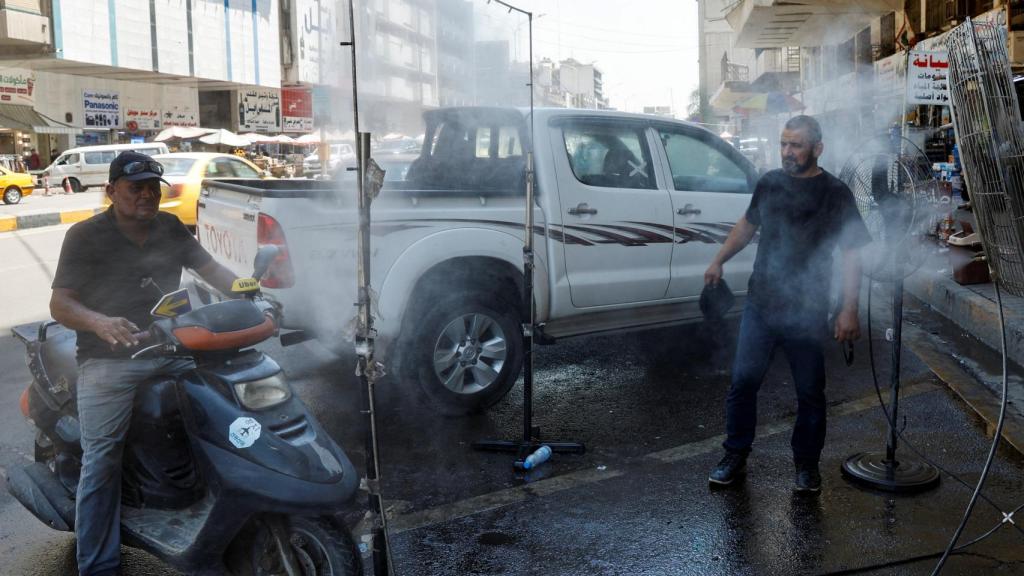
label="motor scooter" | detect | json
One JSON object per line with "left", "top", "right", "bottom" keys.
{"left": 7, "top": 249, "right": 362, "bottom": 575}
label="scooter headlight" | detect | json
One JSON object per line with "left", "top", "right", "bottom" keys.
{"left": 234, "top": 374, "right": 291, "bottom": 410}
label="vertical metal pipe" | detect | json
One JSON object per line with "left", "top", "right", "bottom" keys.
{"left": 522, "top": 10, "right": 535, "bottom": 444}
{"left": 886, "top": 279, "right": 904, "bottom": 464}
{"left": 346, "top": 2, "right": 391, "bottom": 574}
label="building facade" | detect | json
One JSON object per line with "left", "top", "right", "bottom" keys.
{"left": 698, "top": 0, "right": 1022, "bottom": 172}
{"left": 0, "top": 0, "right": 281, "bottom": 158}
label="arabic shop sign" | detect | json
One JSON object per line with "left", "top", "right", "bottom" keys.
{"left": 238, "top": 89, "right": 281, "bottom": 132}
{"left": 907, "top": 50, "right": 950, "bottom": 106}
{"left": 125, "top": 107, "right": 161, "bottom": 131}
{"left": 281, "top": 87, "right": 313, "bottom": 132}
{"left": 163, "top": 105, "right": 198, "bottom": 127}
{"left": 296, "top": 0, "right": 340, "bottom": 86}
{"left": 0, "top": 68, "right": 35, "bottom": 106}
{"left": 83, "top": 90, "right": 121, "bottom": 129}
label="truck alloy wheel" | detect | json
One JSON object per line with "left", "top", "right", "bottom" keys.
{"left": 410, "top": 294, "right": 523, "bottom": 415}
{"left": 433, "top": 312, "right": 509, "bottom": 395}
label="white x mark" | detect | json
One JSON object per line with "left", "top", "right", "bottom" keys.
{"left": 628, "top": 159, "right": 647, "bottom": 178}
{"left": 1003, "top": 511, "right": 1016, "bottom": 525}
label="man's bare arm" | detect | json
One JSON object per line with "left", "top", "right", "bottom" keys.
{"left": 834, "top": 248, "right": 862, "bottom": 341}
{"left": 704, "top": 215, "right": 758, "bottom": 285}
{"left": 50, "top": 288, "right": 140, "bottom": 348}
{"left": 195, "top": 260, "right": 239, "bottom": 297}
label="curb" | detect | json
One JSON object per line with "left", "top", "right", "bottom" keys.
{"left": 905, "top": 269, "right": 1024, "bottom": 370}
{"left": 0, "top": 208, "right": 102, "bottom": 232}
{"left": 904, "top": 322, "right": 1024, "bottom": 456}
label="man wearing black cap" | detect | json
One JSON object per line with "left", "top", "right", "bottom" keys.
{"left": 49, "top": 151, "right": 238, "bottom": 575}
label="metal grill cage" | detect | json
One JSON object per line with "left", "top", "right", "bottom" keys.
{"left": 948, "top": 18, "right": 1024, "bottom": 296}
{"left": 839, "top": 137, "right": 943, "bottom": 282}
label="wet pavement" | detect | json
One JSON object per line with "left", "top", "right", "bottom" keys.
{"left": 2, "top": 289, "right": 1024, "bottom": 574}
{"left": 291, "top": 292, "right": 1024, "bottom": 574}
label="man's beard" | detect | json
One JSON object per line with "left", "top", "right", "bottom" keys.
{"left": 782, "top": 154, "right": 816, "bottom": 175}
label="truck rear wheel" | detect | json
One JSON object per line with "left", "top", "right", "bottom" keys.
{"left": 407, "top": 293, "right": 522, "bottom": 415}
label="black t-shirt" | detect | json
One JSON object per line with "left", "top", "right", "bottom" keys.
{"left": 52, "top": 209, "right": 213, "bottom": 359}
{"left": 745, "top": 169, "right": 870, "bottom": 326}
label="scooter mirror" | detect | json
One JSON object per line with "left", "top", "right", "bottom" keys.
{"left": 252, "top": 245, "right": 280, "bottom": 281}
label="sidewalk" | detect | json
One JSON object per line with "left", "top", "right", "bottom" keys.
{"left": 905, "top": 248, "right": 1024, "bottom": 454}
{"left": 0, "top": 190, "right": 105, "bottom": 232}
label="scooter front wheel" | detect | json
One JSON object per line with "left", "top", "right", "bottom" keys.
{"left": 227, "top": 515, "right": 362, "bottom": 576}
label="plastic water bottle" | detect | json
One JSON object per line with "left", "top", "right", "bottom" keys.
{"left": 522, "top": 445, "right": 552, "bottom": 470}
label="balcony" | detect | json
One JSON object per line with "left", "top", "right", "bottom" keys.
{"left": 726, "top": 0, "right": 900, "bottom": 48}
{"left": 0, "top": 1, "right": 49, "bottom": 47}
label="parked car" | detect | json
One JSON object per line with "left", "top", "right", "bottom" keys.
{"left": 372, "top": 137, "right": 420, "bottom": 155}
{"left": 102, "top": 152, "right": 269, "bottom": 227}
{"left": 302, "top": 143, "right": 355, "bottom": 174}
{"left": 39, "top": 143, "right": 169, "bottom": 192}
{"left": 329, "top": 153, "right": 418, "bottom": 183}
{"left": 0, "top": 163, "right": 35, "bottom": 204}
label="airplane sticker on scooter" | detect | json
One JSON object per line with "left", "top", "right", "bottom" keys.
{"left": 229, "top": 417, "right": 262, "bottom": 449}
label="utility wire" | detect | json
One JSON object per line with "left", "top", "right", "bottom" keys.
{"left": 929, "top": 281, "right": 1012, "bottom": 575}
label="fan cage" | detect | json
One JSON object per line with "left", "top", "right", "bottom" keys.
{"left": 838, "top": 141, "right": 944, "bottom": 282}
{"left": 948, "top": 19, "right": 1024, "bottom": 296}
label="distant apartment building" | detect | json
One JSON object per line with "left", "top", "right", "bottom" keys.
{"left": 557, "top": 58, "right": 608, "bottom": 109}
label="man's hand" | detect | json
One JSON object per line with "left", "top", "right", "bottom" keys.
{"left": 834, "top": 308, "right": 860, "bottom": 342}
{"left": 705, "top": 261, "right": 723, "bottom": 286}
{"left": 91, "top": 315, "right": 141, "bottom": 349}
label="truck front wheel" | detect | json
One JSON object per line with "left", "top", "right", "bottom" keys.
{"left": 408, "top": 293, "right": 522, "bottom": 415}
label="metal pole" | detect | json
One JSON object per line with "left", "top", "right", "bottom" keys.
{"left": 886, "top": 279, "right": 904, "bottom": 464}
{"left": 521, "top": 10, "right": 535, "bottom": 446}
{"left": 344, "top": 2, "right": 392, "bottom": 574}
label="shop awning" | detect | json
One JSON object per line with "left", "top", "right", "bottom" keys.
{"left": 0, "top": 104, "right": 81, "bottom": 135}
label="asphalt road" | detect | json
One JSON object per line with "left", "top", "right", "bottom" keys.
{"left": 2, "top": 225, "right": 1024, "bottom": 575}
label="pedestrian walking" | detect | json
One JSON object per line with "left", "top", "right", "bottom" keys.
{"left": 704, "top": 115, "right": 871, "bottom": 493}
{"left": 27, "top": 148, "right": 40, "bottom": 170}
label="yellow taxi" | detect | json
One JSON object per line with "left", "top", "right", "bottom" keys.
{"left": 103, "top": 152, "right": 268, "bottom": 227}
{"left": 1, "top": 163, "right": 35, "bottom": 205}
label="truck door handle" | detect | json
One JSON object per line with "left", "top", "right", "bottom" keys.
{"left": 568, "top": 203, "right": 598, "bottom": 216}
{"left": 677, "top": 204, "right": 702, "bottom": 216}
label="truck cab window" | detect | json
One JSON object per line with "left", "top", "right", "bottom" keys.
{"left": 563, "top": 122, "right": 655, "bottom": 190}
{"left": 658, "top": 129, "right": 750, "bottom": 194}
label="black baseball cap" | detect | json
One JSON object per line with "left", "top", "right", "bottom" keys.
{"left": 700, "top": 278, "right": 735, "bottom": 321}
{"left": 108, "top": 151, "right": 168, "bottom": 184}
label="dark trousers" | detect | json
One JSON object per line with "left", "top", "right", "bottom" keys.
{"left": 723, "top": 303, "right": 828, "bottom": 463}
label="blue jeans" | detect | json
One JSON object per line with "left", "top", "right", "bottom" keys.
{"left": 75, "top": 357, "right": 192, "bottom": 576}
{"left": 723, "top": 303, "right": 828, "bottom": 464}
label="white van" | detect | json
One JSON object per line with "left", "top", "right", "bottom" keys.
{"left": 40, "top": 143, "right": 169, "bottom": 192}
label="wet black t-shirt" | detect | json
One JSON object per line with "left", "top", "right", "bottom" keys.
{"left": 52, "top": 209, "right": 212, "bottom": 359}
{"left": 745, "top": 169, "right": 870, "bottom": 326}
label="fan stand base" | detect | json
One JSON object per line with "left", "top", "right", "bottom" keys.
{"left": 842, "top": 452, "right": 940, "bottom": 493}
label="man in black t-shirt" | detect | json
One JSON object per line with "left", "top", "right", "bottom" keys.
{"left": 704, "top": 116, "right": 870, "bottom": 493}
{"left": 50, "top": 152, "right": 238, "bottom": 576}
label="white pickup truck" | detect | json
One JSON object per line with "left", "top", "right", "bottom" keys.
{"left": 192, "top": 107, "right": 758, "bottom": 413}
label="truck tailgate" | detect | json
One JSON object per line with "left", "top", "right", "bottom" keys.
{"left": 196, "top": 182, "right": 261, "bottom": 278}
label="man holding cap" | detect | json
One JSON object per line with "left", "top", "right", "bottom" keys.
{"left": 50, "top": 152, "right": 238, "bottom": 575}
{"left": 704, "top": 116, "right": 870, "bottom": 493}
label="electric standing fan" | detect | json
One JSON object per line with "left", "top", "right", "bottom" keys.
{"left": 839, "top": 135, "right": 945, "bottom": 491}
